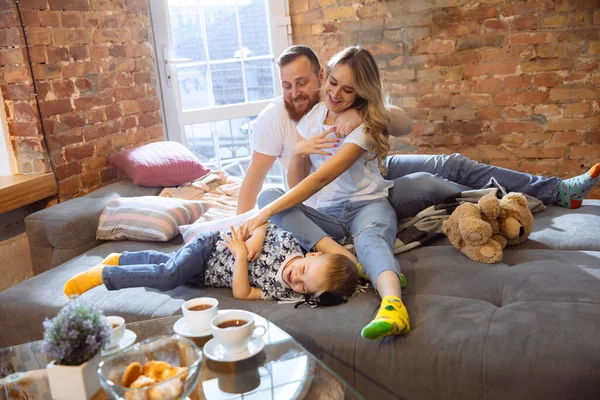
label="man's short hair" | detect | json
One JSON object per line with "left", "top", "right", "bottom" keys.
{"left": 276, "top": 45, "right": 321, "bottom": 77}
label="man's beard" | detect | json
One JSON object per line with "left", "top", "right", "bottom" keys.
{"left": 284, "top": 90, "right": 321, "bottom": 122}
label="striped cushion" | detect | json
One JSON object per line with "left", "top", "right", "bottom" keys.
{"left": 97, "top": 197, "right": 210, "bottom": 242}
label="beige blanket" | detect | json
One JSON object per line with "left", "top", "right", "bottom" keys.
{"left": 159, "top": 171, "right": 242, "bottom": 222}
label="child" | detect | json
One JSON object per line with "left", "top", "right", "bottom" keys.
{"left": 64, "top": 223, "right": 359, "bottom": 302}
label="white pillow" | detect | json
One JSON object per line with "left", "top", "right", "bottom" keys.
{"left": 179, "top": 209, "right": 259, "bottom": 243}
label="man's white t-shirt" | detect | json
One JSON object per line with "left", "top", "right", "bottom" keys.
{"left": 251, "top": 96, "right": 297, "bottom": 171}
{"left": 296, "top": 102, "right": 393, "bottom": 208}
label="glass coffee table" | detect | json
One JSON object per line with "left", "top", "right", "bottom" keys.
{"left": 0, "top": 312, "right": 364, "bottom": 400}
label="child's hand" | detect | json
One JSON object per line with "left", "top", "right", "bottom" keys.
{"left": 219, "top": 226, "right": 248, "bottom": 260}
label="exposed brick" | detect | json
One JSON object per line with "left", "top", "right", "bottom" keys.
{"left": 563, "top": 103, "right": 591, "bottom": 116}
{"left": 509, "top": 45, "right": 536, "bottom": 61}
{"left": 12, "top": 102, "right": 35, "bottom": 119}
{"left": 40, "top": 12, "right": 61, "bottom": 27}
{"left": 8, "top": 121, "right": 38, "bottom": 136}
{"left": 535, "top": 104, "right": 561, "bottom": 117}
{"left": 70, "top": 45, "right": 89, "bottom": 61}
{"left": 65, "top": 142, "right": 94, "bottom": 161}
{"left": 475, "top": 78, "right": 503, "bottom": 93}
{"left": 509, "top": 32, "right": 548, "bottom": 45}
{"left": 0, "top": 29, "right": 22, "bottom": 46}
{"left": 536, "top": 43, "right": 564, "bottom": 59}
{"left": 570, "top": 145, "right": 600, "bottom": 158}
{"left": 547, "top": 117, "right": 599, "bottom": 131}
{"left": 554, "top": 131, "right": 581, "bottom": 144}
{"left": 61, "top": 12, "right": 82, "bottom": 28}
{"left": 533, "top": 73, "right": 561, "bottom": 88}
{"left": 58, "top": 176, "right": 80, "bottom": 199}
{"left": 53, "top": 28, "right": 94, "bottom": 45}
{"left": 465, "top": 63, "right": 517, "bottom": 77}
{"left": 457, "top": 34, "right": 505, "bottom": 50}
{"left": 74, "top": 91, "right": 113, "bottom": 109}
{"left": 494, "top": 91, "right": 548, "bottom": 105}
{"left": 505, "top": 107, "right": 531, "bottom": 119}
{"left": 453, "top": 94, "right": 492, "bottom": 106}
{"left": 2, "top": 66, "right": 31, "bottom": 84}
{"left": 504, "top": 75, "right": 531, "bottom": 89}
{"left": 0, "top": 48, "right": 24, "bottom": 66}
{"left": 52, "top": 80, "right": 75, "bottom": 98}
{"left": 493, "top": 121, "right": 542, "bottom": 133}
{"left": 119, "top": 99, "right": 139, "bottom": 115}
{"left": 440, "top": 121, "right": 483, "bottom": 135}
{"left": 48, "top": 0, "right": 90, "bottom": 11}
{"left": 56, "top": 161, "right": 83, "bottom": 180}
{"left": 549, "top": 88, "right": 597, "bottom": 102}
{"left": 83, "top": 155, "right": 107, "bottom": 171}
{"left": 47, "top": 46, "right": 70, "bottom": 63}
{"left": 511, "top": 15, "right": 540, "bottom": 31}
{"left": 32, "top": 64, "right": 60, "bottom": 80}
{"left": 40, "top": 99, "right": 72, "bottom": 116}
{"left": 477, "top": 108, "right": 501, "bottom": 120}
{"left": 522, "top": 59, "right": 571, "bottom": 72}
{"left": 4, "top": 84, "right": 34, "bottom": 101}
{"left": 60, "top": 112, "right": 86, "bottom": 128}
{"left": 82, "top": 119, "right": 119, "bottom": 141}
{"left": 87, "top": 107, "right": 105, "bottom": 124}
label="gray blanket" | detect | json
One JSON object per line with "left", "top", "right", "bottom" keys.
{"left": 393, "top": 178, "right": 545, "bottom": 254}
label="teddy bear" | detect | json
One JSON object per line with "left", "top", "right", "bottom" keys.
{"left": 442, "top": 192, "right": 534, "bottom": 263}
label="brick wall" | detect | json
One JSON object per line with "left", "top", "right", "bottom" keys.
{"left": 0, "top": 0, "right": 164, "bottom": 200}
{"left": 291, "top": 0, "right": 600, "bottom": 199}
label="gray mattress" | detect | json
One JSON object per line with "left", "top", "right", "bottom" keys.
{"left": 1, "top": 201, "right": 599, "bottom": 400}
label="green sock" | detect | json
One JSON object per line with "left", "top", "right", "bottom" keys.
{"left": 361, "top": 296, "right": 410, "bottom": 340}
{"left": 556, "top": 163, "right": 599, "bottom": 209}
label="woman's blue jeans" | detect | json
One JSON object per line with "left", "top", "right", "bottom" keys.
{"left": 258, "top": 189, "right": 400, "bottom": 284}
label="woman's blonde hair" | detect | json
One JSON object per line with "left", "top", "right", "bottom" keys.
{"left": 322, "top": 46, "right": 390, "bottom": 173}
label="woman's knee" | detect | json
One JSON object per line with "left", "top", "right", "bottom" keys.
{"left": 257, "top": 188, "right": 285, "bottom": 209}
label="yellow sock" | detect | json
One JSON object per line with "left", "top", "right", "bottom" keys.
{"left": 361, "top": 295, "right": 410, "bottom": 340}
{"left": 103, "top": 253, "right": 121, "bottom": 266}
{"left": 64, "top": 265, "right": 105, "bottom": 298}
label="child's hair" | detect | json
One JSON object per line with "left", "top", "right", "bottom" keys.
{"left": 322, "top": 46, "right": 391, "bottom": 174}
{"left": 319, "top": 253, "right": 360, "bottom": 297}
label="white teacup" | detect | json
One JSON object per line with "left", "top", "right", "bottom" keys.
{"left": 105, "top": 316, "right": 125, "bottom": 349}
{"left": 182, "top": 297, "right": 219, "bottom": 333}
{"left": 211, "top": 310, "right": 267, "bottom": 355}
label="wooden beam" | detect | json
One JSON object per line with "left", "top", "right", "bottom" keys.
{"left": 0, "top": 173, "right": 57, "bottom": 214}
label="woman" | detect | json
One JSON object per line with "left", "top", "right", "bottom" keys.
{"left": 242, "top": 46, "right": 408, "bottom": 340}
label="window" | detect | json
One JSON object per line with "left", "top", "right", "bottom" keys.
{"left": 150, "top": 0, "right": 290, "bottom": 184}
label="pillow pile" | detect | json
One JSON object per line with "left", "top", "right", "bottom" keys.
{"left": 109, "top": 141, "right": 210, "bottom": 187}
{"left": 97, "top": 197, "right": 210, "bottom": 242}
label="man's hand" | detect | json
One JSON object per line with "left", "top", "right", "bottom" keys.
{"left": 219, "top": 226, "right": 248, "bottom": 260}
{"left": 293, "top": 127, "right": 338, "bottom": 156}
{"left": 335, "top": 109, "right": 362, "bottom": 138}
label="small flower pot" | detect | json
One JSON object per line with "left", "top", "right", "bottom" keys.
{"left": 47, "top": 352, "right": 101, "bottom": 400}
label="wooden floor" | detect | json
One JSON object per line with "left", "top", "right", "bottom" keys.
{"left": 0, "top": 173, "right": 57, "bottom": 214}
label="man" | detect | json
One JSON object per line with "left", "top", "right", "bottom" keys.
{"left": 238, "top": 45, "right": 599, "bottom": 215}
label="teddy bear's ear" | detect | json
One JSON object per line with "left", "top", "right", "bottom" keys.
{"left": 502, "top": 192, "right": 528, "bottom": 207}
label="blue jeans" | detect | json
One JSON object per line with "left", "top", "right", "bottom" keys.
{"left": 258, "top": 188, "right": 399, "bottom": 283}
{"left": 384, "top": 153, "right": 561, "bottom": 217}
{"left": 102, "top": 231, "right": 219, "bottom": 291}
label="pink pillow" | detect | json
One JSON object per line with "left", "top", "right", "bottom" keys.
{"left": 109, "top": 141, "right": 210, "bottom": 187}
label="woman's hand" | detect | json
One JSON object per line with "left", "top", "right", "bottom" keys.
{"left": 240, "top": 210, "right": 271, "bottom": 237}
{"left": 219, "top": 226, "right": 248, "bottom": 260}
{"left": 293, "top": 127, "right": 339, "bottom": 156}
{"left": 335, "top": 109, "right": 362, "bottom": 138}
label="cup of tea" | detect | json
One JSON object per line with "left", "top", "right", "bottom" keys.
{"left": 105, "top": 316, "right": 125, "bottom": 349}
{"left": 182, "top": 297, "right": 218, "bottom": 332}
{"left": 210, "top": 310, "right": 267, "bottom": 355}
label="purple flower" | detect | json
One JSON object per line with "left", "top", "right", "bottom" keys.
{"left": 41, "top": 299, "right": 112, "bottom": 366}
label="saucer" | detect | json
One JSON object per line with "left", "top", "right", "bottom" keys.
{"left": 203, "top": 337, "right": 265, "bottom": 362}
{"left": 102, "top": 329, "right": 137, "bottom": 356}
{"left": 173, "top": 317, "right": 212, "bottom": 338}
